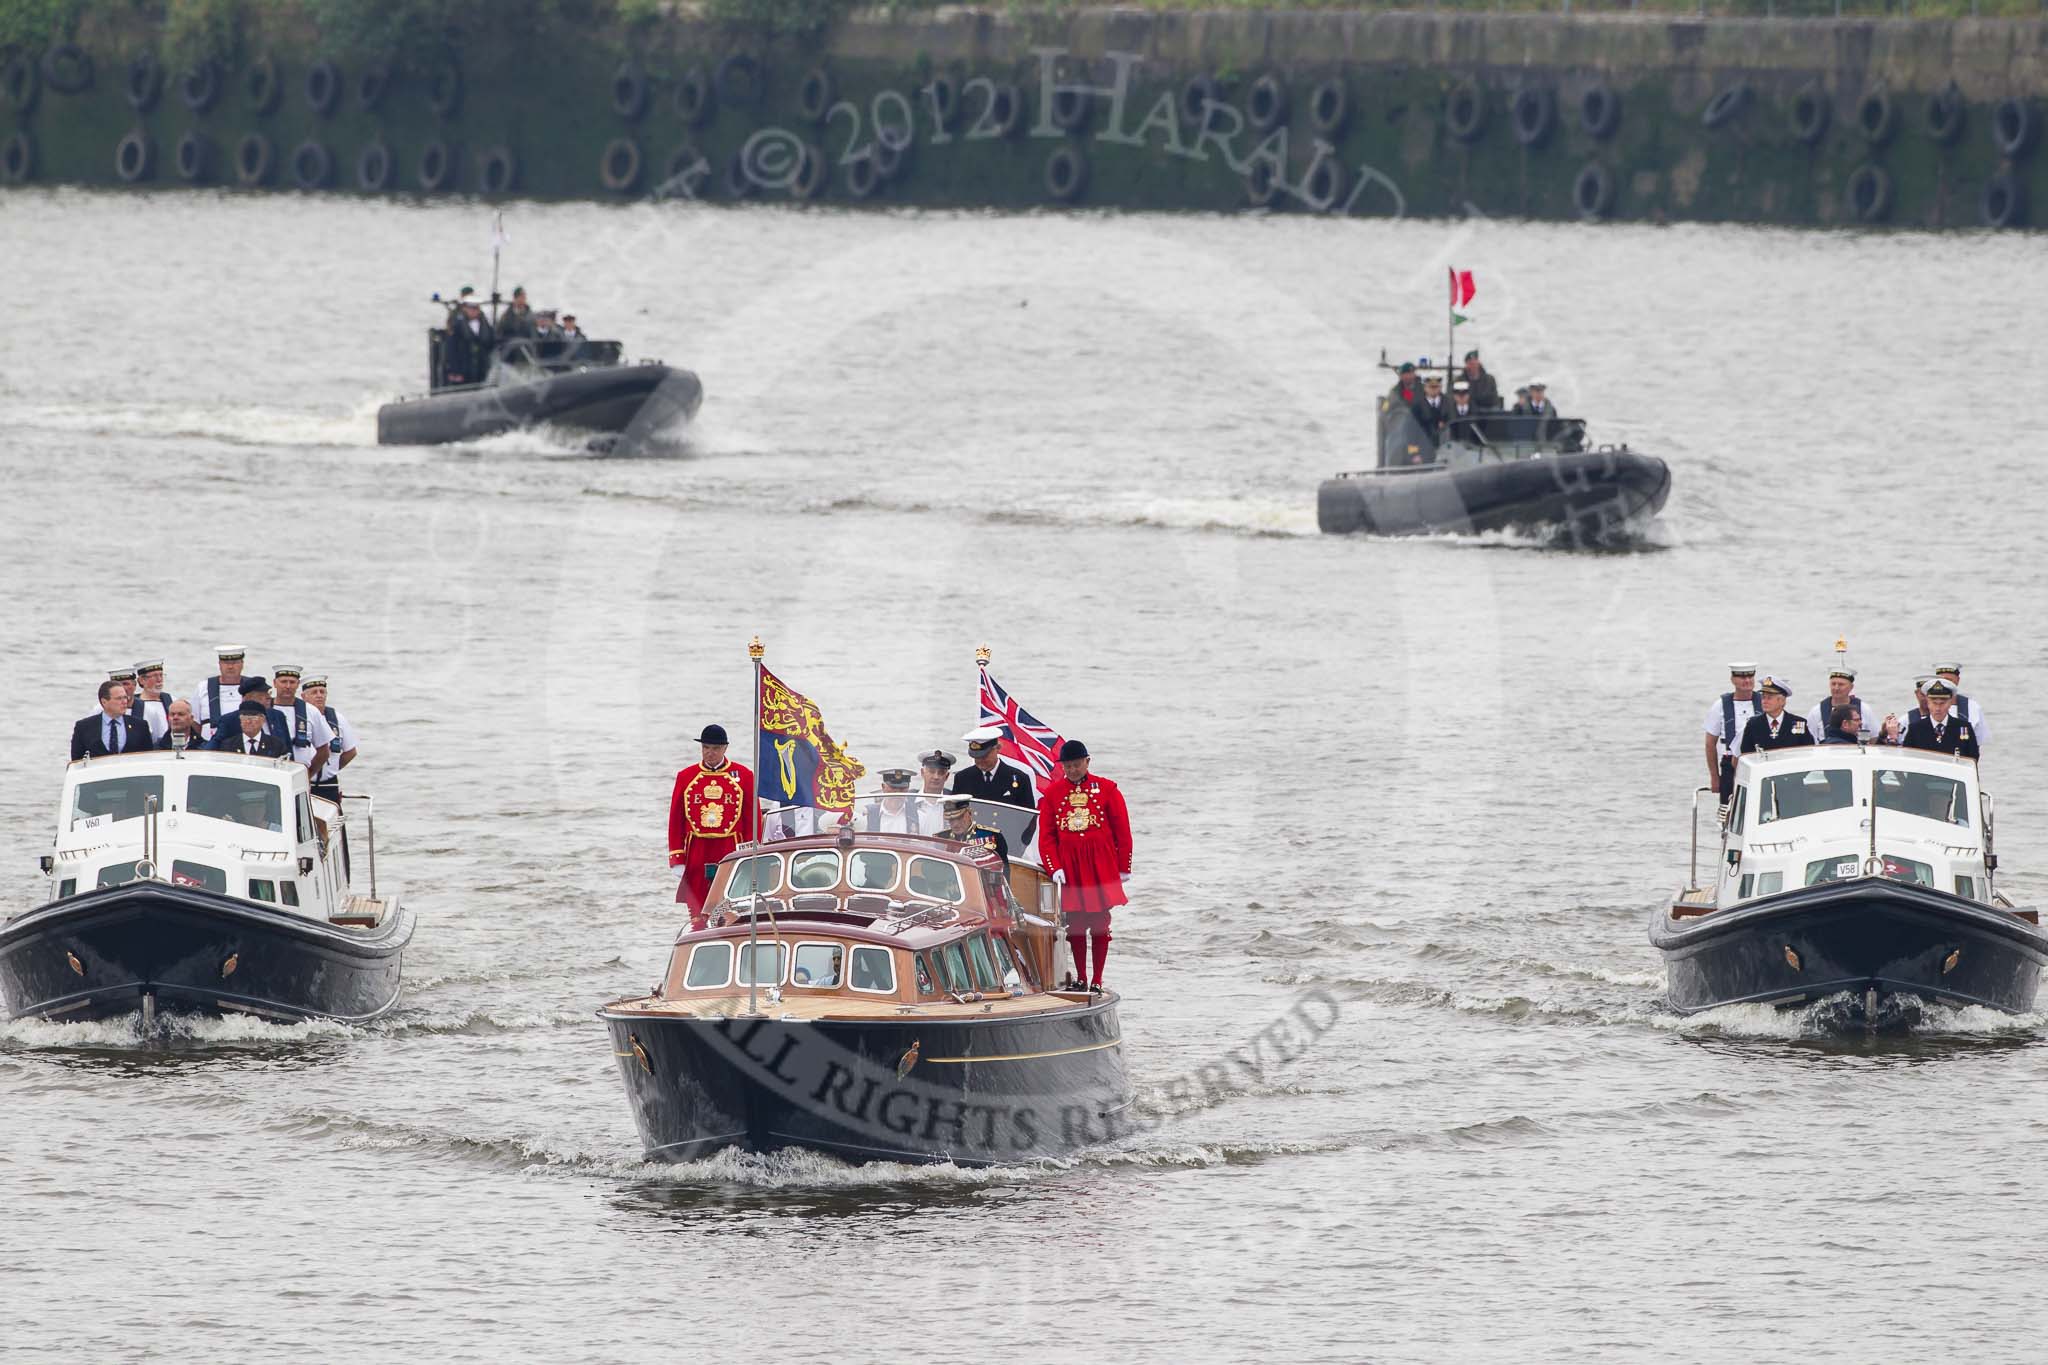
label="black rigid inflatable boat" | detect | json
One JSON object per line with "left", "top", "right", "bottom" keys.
{"left": 377, "top": 334, "right": 703, "bottom": 447}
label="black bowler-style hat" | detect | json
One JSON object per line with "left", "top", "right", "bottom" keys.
{"left": 699, "top": 724, "right": 729, "bottom": 745}
{"left": 1059, "top": 739, "right": 1089, "bottom": 761}
{"left": 238, "top": 700, "right": 269, "bottom": 718}
{"left": 238, "top": 677, "right": 271, "bottom": 695}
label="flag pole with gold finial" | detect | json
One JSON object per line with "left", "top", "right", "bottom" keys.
{"left": 747, "top": 634, "right": 764, "bottom": 1017}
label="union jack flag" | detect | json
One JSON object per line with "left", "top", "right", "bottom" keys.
{"left": 977, "top": 668, "right": 1064, "bottom": 797}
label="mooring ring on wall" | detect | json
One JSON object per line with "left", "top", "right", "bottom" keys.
{"left": 798, "top": 67, "right": 833, "bottom": 125}
{"left": 1701, "top": 80, "right": 1749, "bottom": 130}
{"left": 1301, "top": 155, "right": 1348, "bottom": 213}
{"left": 417, "top": 139, "right": 453, "bottom": 191}
{"left": 1992, "top": 97, "right": 2035, "bottom": 158}
{"left": 306, "top": 59, "right": 341, "bottom": 116}
{"left": 1511, "top": 88, "right": 1555, "bottom": 147}
{"left": 792, "top": 141, "right": 827, "bottom": 199}
{"left": 612, "top": 62, "right": 648, "bottom": 121}
{"left": 291, "top": 139, "right": 333, "bottom": 190}
{"left": 675, "top": 67, "right": 712, "bottom": 126}
{"left": 600, "top": 136, "right": 642, "bottom": 193}
{"left": 1790, "top": 83, "right": 1830, "bottom": 145}
{"left": 1923, "top": 83, "right": 1965, "bottom": 146}
{"left": 477, "top": 145, "right": 518, "bottom": 195}
{"left": 125, "top": 54, "right": 163, "bottom": 112}
{"left": 1050, "top": 84, "right": 1090, "bottom": 134}
{"left": 1, "top": 53, "right": 37, "bottom": 112}
{"left": 235, "top": 132, "right": 275, "bottom": 186}
{"left": 355, "top": 64, "right": 388, "bottom": 112}
{"left": 1243, "top": 158, "right": 1280, "bottom": 209}
{"left": 1445, "top": 80, "right": 1486, "bottom": 143}
{"left": 0, "top": 130, "right": 31, "bottom": 183}
{"left": 1246, "top": 75, "right": 1288, "bottom": 133}
{"left": 1043, "top": 144, "right": 1088, "bottom": 203}
{"left": 1579, "top": 84, "right": 1620, "bottom": 141}
{"left": 1855, "top": 90, "right": 1895, "bottom": 147}
{"left": 1310, "top": 79, "right": 1350, "bottom": 137}
{"left": 1981, "top": 171, "right": 2025, "bottom": 227}
{"left": 715, "top": 53, "right": 762, "bottom": 110}
{"left": 175, "top": 131, "right": 211, "bottom": 182}
{"left": 427, "top": 61, "right": 463, "bottom": 119}
{"left": 115, "top": 127, "right": 154, "bottom": 183}
{"left": 42, "top": 43, "right": 93, "bottom": 94}
{"left": 925, "top": 74, "right": 960, "bottom": 132}
{"left": 245, "top": 56, "right": 281, "bottom": 114}
{"left": 1181, "top": 76, "right": 1221, "bottom": 128}
{"left": 988, "top": 82, "right": 1025, "bottom": 138}
{"left": 179, "top": 60, "right": 220, "bottom": 112}
{"left": 1573, "top": 161, "right": 1615, "bottom": 220}
{"left": 1845, "top": 163, "right": 1890, "bottom": 223}
{"left": 355, "top": 140, "right": 391, "bottom": 191}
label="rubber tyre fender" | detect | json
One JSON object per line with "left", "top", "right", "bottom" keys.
{"left": 355, "top": 140, "right": 391, "bottom": 191}
{"left": 1301, "top": 155, "right": 1348, "bottom": 213}
{"left": 1049, "top": 84, "right": 1089, "bottom": 134}
{"left": 1992, "top": 98, "right": 2035, "bottom": 158}
{"left": 844, "top": 148, "right": 880, "bottom": 200}
{"left": 1, "top": 130, "right": 33, "bottom": 184}
{"left": 1856, "top": 90, "right": 1896, "bottom": 148}
{"left": 1923, "top": 84, "right": 1964, "bottom": 147}
{"left": 305, "top": 59, "right": 341, "bottom": 116}
{"left": 1, "top": 53, "right": 36, "bottom": 113}
{"left": 1246, "top": 74, "right": 1288, "bottom": 133}
{"left": 175, "top": 131, "right": 211, "bottom": 181}
{"left": 1981, "top": 172, "right": 2025, "bottom": 228}
{"left": 477, "top": 144, "right": 517, "bottom": 195}
{"left": 600, "top": 136, "right": 641, "bottom": 193}
{"left": 416, "top": 139, "right": 453, "bottom": 192}
{"left": 1845, "top": 163, "right": 1891, "bottom": 223}
{"left": 1579, "top": 84, "right": 1620, "bottom": 141}
{"left": 125, "top": 54, "right": 163, "bottom": 112}
{"left": 235, "top": 132, "right": 275, "bottom": 186}
{"left": 987, "top": 82, "right": 1025, "bottom": 139}
{"left": 1573, "top": 161, "right": 1615, "bottom": 220}
{"left": 42, "top": 42, "right": 92, "bottom": 94}
{"left": 611, "top": 62, "right": 647, "bottom": 121}
{"left": 1243, "top": 158, "right": 1280, "bottom": 209}
{"left": 179, "top": 61, "right": 220, "bottom": 113}
{"left": 115, "top": 127, "right": 154, "bottom": 183}
{"left": 1511, "top": 87, "right": 1555, "bottom": 148}
{"left": 1446, "top": 80, "right": 1486, "bottom": 144}
{"left": 799, "top": 66, "right": 833, "bottom": 125}
{"left": 1181, "top": 76, "right": 1221, "bottom": 127}
{"left": 291, "top": 139, "right": 333, "bottom": 190}
{"left": 925, "top": 74, "right": 959, "bottom": 131}
{"left": 1310, "top": 79, "right": 1350, "bottom": 137}
{"left": 792, "top": 141, "right": 827, "bottom": 200}
{"left": 715, "top": 53, "right": 761, "bottom": 110}
{"left": 244, "top": 56, "right": 280, "bottom": 115}
{"left": 875, "top": 133, "right": 911, "bottom": 181}
{"left": 1790, "top": 83, "right": 1830, "bottom": 146}
{"left": 355, "top": 64, "right": 388, "bottom": 112}
{"left": 1043, "top": 144, "right": 1087, "bottom": 203}
{"left": 1702, "top": 81, "right": 1749, "bottom": 130}
{"left": 427, "top": 62, "right": 462, "bottom": 119}
{"left": 675, "top": 67, "right": 711, "bottom": 126}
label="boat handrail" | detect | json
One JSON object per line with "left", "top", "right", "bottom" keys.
{"left": 754, "top": 794, "right": 1045, "bottom": 871}
{"left": 339, "top": 794, "right": 377, "bottom": 898}
{"left": 1687, "top": 785, "right": 1718, "bottom": 892}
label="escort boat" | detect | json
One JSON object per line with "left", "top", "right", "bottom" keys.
{"left": 1318, "top": 360, "right": 1669, "bottom": 546}
{"left": 600, "top": 795, "right": 1130, "bottom": 1166}
{"left": 1651, "top": 744, "right": 2044, "bottom": 1024}
{"left": 0, "top": 750, "right": 410, "bottom": 1026}
{"left": 376, "top": 330, "right": 702, "bottom": 448}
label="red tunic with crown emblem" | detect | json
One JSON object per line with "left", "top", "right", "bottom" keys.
{"left": 668, "top": 761, "right": 758, "bottom": 913}
{"left": 1035, "top": 774, "right": 1131, "bottom": 915}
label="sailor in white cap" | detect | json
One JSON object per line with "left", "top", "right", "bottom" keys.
{"left": 949, "top": 725, "right": 1038, "bottom": 818}
{"left": 190, "top": 645, "right": 249, "bottom": 742}
{"left": 863, "top": 768, "right": 923, "bottom": 835}
{"left": 129, "top": 658, "right": 175, "bottom": 743}
{"left": 1701, "top": 663, "right": 1761, "bottom": 803}
{"left": 1806, "top": 665, "right": 1873, "bottom": 743}
{"left": 915, "top": 749, "right": 955, "bottom": 834}
{"left": 1738, "top": 675, "right": 1814, "bottom": 753}
{"left": 270, "top": 665, "right": 336, "bottom": 776}
{"left": 1930, "top": 662, "right": 1987, "bottom": 746}
{"left": 299, "top": 674, "right": 359, "bottom": 806}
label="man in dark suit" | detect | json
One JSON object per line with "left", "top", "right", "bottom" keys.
{"left": 1513, "top": 380, "right": 1559, "bottom": 418}
{"left": 210, "top": 701, "right": 294, "bottom": 757}
{"left": 1901, "top": 679, "right": 1980, "bottom": 759}
{"left": 72, "top": 680, "right": 152, "bottom": 760}
{"left": 1739, "top": 675, "right": 1816, "bottom": 753}
{"left": 1410, "top": 373, "right": 1452, "bottom": 442}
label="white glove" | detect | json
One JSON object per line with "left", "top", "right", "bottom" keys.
{"left": 1051, "top": 870, "right": 1066, "bottom": 885}
{"left": 1120, "top": 873, "right": 1131, "bottom": 883}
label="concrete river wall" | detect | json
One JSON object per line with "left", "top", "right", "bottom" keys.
{"left": 2, "top": 7, "right": 2043, "bottom": 228}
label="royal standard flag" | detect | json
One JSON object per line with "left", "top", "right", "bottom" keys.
{"left": 757, "top": 665, "right": 866, "bottom": 814}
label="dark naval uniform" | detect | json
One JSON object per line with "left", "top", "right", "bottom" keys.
{"left": 1739, "top": 710, "right": 1815, "bottom": 752}
{"left": 1901, "top": 712, "right": 1980, "bottom": 759}
{"left": 951, "top": 758, "right": 1037, "bottom": 814}
{"left": 945, "top": 822, "right": 1011, "bottom": 870}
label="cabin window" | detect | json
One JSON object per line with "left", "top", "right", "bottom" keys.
{"left": 725, "top": 854, "right": 783, "bottom": 900}
{"left": 850, "top": 946, "right": 896, "bottom": 994}
{"left": 249, "top": 879, "right": 277, "bottom": 903}
{"left": 281, "top": 881, "right": 300, "bottom": 907}
{"left": 1877, "top": 856, "right": 1934, "bottom": 888}
{"left": 56, "top": 878, "right": 77, "bottom": 900}
{"left": 792, "top": 942, "right": 844, "bottom": 989}
{"left": 1956, "top": 874, "right": 1979, "bottom": 901}
{"left": 789, "top": 851, "right": 842, "bottom": 890}
{"left": 991, "top": 934, "right": 1024, "bottom": 990}
{"left": 848, "top": 851, "right": 900, "bottom": 892}
{"left": 914, "top": 954, "right": 934, "bottom": 995}
{"left": 937, "top": 943, "right": 972, "bottom": 994}
{"left": 1728, "top": 788, "right": 1746, "bottom": 836}
{"left": 70, "top": 775, "right": 164, "bottom": 828}
{"left": 966, "top": 934, "right": 1003, "bottom": 992}
{"left": 171, "top": 861, "right": 227, "bottom": 893}
{"left": 1805, "top": 857, "right": 1864, "bottom": 887}
{"left": 188, "top": 775, "right": 283, "bottom": 833}
{"left": 1756, "top": 769, "right": 1854, "bottom": 825}
{"left": 686, "top": 942, "right": 734, "bottom": 988}
{"left": 296, "top": 795, "right": 314, "bottom": 843}
{"left": 906, "top": 857, "right": 965, "bottom": 904}
{"left": 96, "top": 860, "right": 145, "bottom": 889}
{"left": 1737, "top": 871, "right": 1783, "bottom": 900}
{"left": 1875, "top": 771, "right": 1969, "bottom": 827}
{"left": 736, "top": 942, "right": 787, "bottom": 987}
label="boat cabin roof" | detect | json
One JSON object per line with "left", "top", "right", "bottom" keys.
{"left": 1736, "top": 743, "right": 1978, "bottom": 785}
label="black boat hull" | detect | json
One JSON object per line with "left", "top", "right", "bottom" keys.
{"left": 1318, "top": 449, "right": 1671, "bottom": 543}
{"left": 1650, "top": 880, "right": 2047, "bottom": 1016}
{"left": 601, "top": 995, "right": 1130, "bottom": 1166}
{"left": 376, "top": 363, "right": 703, "bottom": 446}
{"left": 0, "top": 883, "right": 413, "bottom": 1023}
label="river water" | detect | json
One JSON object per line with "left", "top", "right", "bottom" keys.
{"left": 2, "top": 189, "right": 2045, "bottom": 1360}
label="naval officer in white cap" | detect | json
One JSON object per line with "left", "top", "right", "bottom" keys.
{"left": 190, "top": 645, "right": 250, "bottom": 742}
{"left": 1930, "top": 661, "right": 1988, "bottom": 747}
{"left": 1738, "top": 675, "right": 1814, "bottom": 753}
{"left": 1701, "top": 663, "right": 1761, "bottom": 805}
{"left": 949, "top": 725, "right": 1038, "bottom": 815}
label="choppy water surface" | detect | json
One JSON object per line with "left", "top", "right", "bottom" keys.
{"left": 2, "top": 190, "right": 2045, "bottom": 1360}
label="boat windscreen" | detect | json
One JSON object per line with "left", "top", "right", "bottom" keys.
{"left": 187, "top": 775, "right": 283, "bottom": 833}
{"left": 1757, "top": 769, "right": 1855, "bottom": 825}
{"left": 1875, "top": 770, "right": 1969, "bottom": 827}
{"left": 71, "top": 774, "right": 164, "bottom": 828}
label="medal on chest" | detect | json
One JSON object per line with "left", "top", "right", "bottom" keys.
{"left": 1065, "top": 789, "right": 1095, "bottom": 832}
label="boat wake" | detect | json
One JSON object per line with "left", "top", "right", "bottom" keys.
{"left": 1652, "top": 992, "right": 2048, "bottom": 1040}
{"left": 0, "top": 1009, "right": 357, "bottom": 1050}
{"left": 2, "top": 396, "right": 384, "bottom": 449}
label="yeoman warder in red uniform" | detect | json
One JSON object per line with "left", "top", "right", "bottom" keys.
{"left": 1035, "top": 739, "right": 1131, "bottom": 990}
{"left": 668, "top": 724, "right": 758, "bottom": 928}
